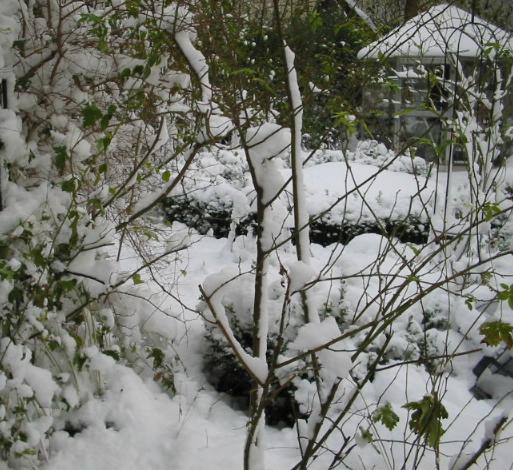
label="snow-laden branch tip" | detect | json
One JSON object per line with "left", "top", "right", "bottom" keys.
{"left": 201, "top": 271, "right": 268, "bottom": 385}
{"left": 343, "top": 0, "right": 377, "bottom": 32}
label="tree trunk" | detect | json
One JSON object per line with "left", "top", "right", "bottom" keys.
{"left": 404, "top": 0, "right": 419, "bottom": 20}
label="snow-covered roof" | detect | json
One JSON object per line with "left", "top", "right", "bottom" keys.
{"left": 358, "top": 3, "right": 513, "bottom": 60}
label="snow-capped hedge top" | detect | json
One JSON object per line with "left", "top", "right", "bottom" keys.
{"left": 358, "top": 3, "right": 513, "bottom": 60}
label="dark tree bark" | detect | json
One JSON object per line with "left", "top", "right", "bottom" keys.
{"left": 404, "top": 0, "right": 419, "bottom": 20}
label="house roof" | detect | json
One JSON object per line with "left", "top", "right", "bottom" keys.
{"left": 357, "top": 3, "right": 513, "bottom": 60}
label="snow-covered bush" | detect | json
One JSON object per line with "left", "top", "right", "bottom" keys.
{"left": 0, "top": 1, "right": 214, "bottom": 465}
{"left": 200, "top": 269, "right": 300, "bottom": 426}
{"left": 163, "top": 144, "right": 432, "bottom": 244}
{"left": 306, "top": 139, "right": 429, "bottom": 175}
{"left": 1, "top": 2, "right": 512, "bottom": 470}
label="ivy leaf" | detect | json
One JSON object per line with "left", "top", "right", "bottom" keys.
{"left": 104, "top": 349, "right": 121, "bottom": 361}
{"left": 82, "top": 103, "right": 103, "bottom": 128}
{"left": 132, "top": 64, "right": 145, "bottom": 76}
{"left": 97, "top": 132, "right": 113, "bottom": 152}
{"left": 54, "top": 145, "right": 68, "bottom": 173}
{"left": 120, "top": 68, "right": 131, "bottom": 80}
{"left": 162, "top": 170, "right": 171, "bottom": 183}
{"left": 8, "top": 286, "right": 24, "bottom": 305}
{"left": 147, "top": 347, "right": 165, "bottom": 368}
{"left": 0, "top": 261, "right": 15, "bottom": 281}
{"left": 100, "top": 105, "right": 116, "bottom": 131}
{"left": 480, "top": 321, "right": 513, "bottom": 348}
{"left": 61, "top": 178, "right": 76, "bottom": 193}
{"left": 47, "top": 339, "right": 61, "bottom": 352}
{"left": 373, "top": 402, "right": 399, "bottom": 431}
{"left": 132, "top": 273, "right": 144, "bottom": 285}
{"left": 403, "top": 394, "right": 448, "bottom": 448}
{"left": 30, "top": 247, "right": 47, "bottom": 268}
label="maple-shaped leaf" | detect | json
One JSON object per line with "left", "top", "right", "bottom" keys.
{"left": 403, "top": 394, "right": 448, "bottom": 448}
{"left": 480, "top": 321, "right": 513, "bottom": 348}
{"left": 373, "top": 402, "right": 399, "bottom": 431}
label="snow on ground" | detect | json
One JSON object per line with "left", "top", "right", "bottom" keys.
{"left": 41, "top": 214, "right": 513, "bottom": 469}
{"left": 42, "top": 229, "right": 302, "bottom": 470}
{"left": 44, "top": 359, "right": 285, "bottom": 470}
{"left": 42, "top": 341, "right": 510, "bottom": 470}
{"left": 24, "top": 140, "right": 509, "bottom": 470}
{"left": 176, "top": 148, "right": 434, "bottom": 232}
{"left": 299, "top": 161, "right": 433, "bottom": 224}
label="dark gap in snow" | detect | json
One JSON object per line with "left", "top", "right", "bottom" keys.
{"left": 162, "top": 197, "right": 430, "bottom": 245}
{"left": 204, "top": 333, "right": 303, "bottom": 428}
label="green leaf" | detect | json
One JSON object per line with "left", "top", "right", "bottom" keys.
{"left": 147, "top": 347, "right": 165, "bottom": 368}
{"left": 126, "top": 0, "right": 141, "bottom": 17}
{"left": 333, "top": 111, "right": 357, "bottom": 134}
{"left": 59, "top": 279, "right": 77, "bottom": 292}
{"left": 132, "top": 273, "right": 144, "bottom": 285}
{"left": 0, "top": 241, "right": 9, "bottom": 259}
{"left": 8, "top": 286, "right": 24, "bottom": 304}
{"left": 162, "top": 170, "right": 171, "bottom": 183}
{"left": 481, "top": 271, "right": 492, "bottom": 286}
{"left": 132, "top": 64, "right": 145, "bottom": 76}
{"left": 480, "top": 321, "right": 513, "bottom": 348}
{"left": 79, "top": 13, "right": 103, "bottom": 25}
{"left": 54, "top": 145, "right": 68, "bottom": 173}
{"left": 230, "top": 67, "right": 256, "bottom": 77}
{"left": 73, "top": 352, "right": 88, "bottom": 371}
{"left": 104, "top": 349, "right": 121, "bottom": 361}
{"left": 48, "top": 339, "right": 61, "bottom": 351}
{"left": 483, "top": 202, "right": 501, "bottom": 221}
{"left": 403, "top": 394, "right": 448, "bottom": 448}
{"left": 373, "top": 402, "right": 399, "bottom": 431}
{"left": 0, "top": 261, "right": 15, "bottom": 280}
{"left": 88, "top": 197, "right": 103, "bottom": 212}
{"left": 97, "top": 132, "right": 113, "bottom": 151}
{"left": 82, "top": 103, "right": 103, "bottom": 128}
{"left": 120, "top": 68, "right": 131, "bottom": 79}
{"left": 12, "top": 39, "right": 26, "bottom": 50}
{"left": 465, "top": 296, "right": 475, "bottom": 310}
{"left": 497, "top": 284, "right": 513, "bottom": 312}
{"left": 498, "top": 291, "right": 509, "bottom": 301}
{"left": 100, "top": 105, "right": 116, "bottom": 131}
{"left": 30, "top": 247, "right": 46, "bottom": 268}
{"left": 359, "top": 427, "right": 374, "bottom": 444}
{"left": 61, "top": 178, "right": 76, "bottom": 193}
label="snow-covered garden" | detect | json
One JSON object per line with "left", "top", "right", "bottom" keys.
{"left": 1, "top": 1, "right": 513, "bottom": 469}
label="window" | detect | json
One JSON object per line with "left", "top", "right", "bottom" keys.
{"left": 399, "top": 116, "right": 442, "bottom": 161}
{"left": 398, "top": 64, "right": 450, "bottom": 113}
